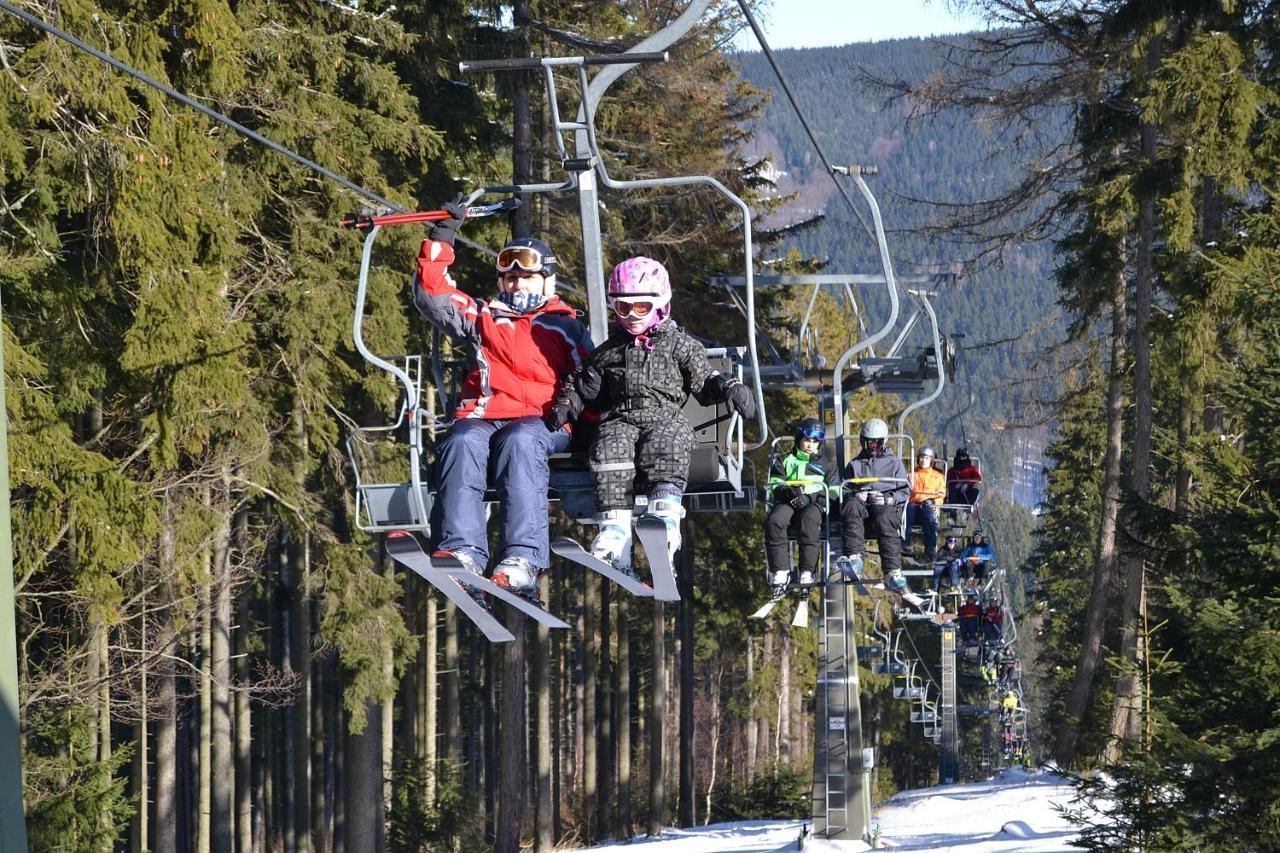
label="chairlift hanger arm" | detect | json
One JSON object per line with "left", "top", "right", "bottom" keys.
{"left": 830, "top": 169, "right": 902, "bottom": 469}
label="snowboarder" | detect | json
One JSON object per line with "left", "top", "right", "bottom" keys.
{"left": 547, "top": 256, "right": 756, "bottom": 574}
{"left": 834, "top": 418, "right": 911, "bottom": 593}
{"left": 765, "top": 418, "right": 834, "bottom": 589}
{"left": 413, "top": 199, "right": 593, "bottom": 603}
{"left": 905, "top": 445, "right": 945, "bottom": 561}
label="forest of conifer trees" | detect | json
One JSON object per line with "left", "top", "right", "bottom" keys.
{"left": 3, "top": 0, "right": 1280, "bottom": 851}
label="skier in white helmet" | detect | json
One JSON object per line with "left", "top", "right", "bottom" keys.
{"left": 835, "top": 418, "right": 912, "bottom": 595}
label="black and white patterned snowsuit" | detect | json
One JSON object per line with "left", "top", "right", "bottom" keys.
{"left": 559, "top": 320, "right": 736, "bottom": 512}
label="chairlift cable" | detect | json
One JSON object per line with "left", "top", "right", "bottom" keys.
{"left": 0, "top": 0, "right": 406, "bottom": 211}
{"left": 734, "top": 0, "right": 876, "bottom": 245}
{"left": 0, "top": 0, "right": 529, "bottom": 272}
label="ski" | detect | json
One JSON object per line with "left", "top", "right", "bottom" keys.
{"left": 550, "top": 537, "right": 656, "bottom": 598}
{"left": 750, "top": 591, "right": 787, "bottom": 619}
{"left": 791, "top": 597, "right": 809, "bottom": 628}
{"left": 385, "top": 532, "right": 515, "bottom": 643}
{"left": 386, "top": 532, "right": 570, "bottom": 636}
{"left": 634, "top": 516, "right": 681, "bottom": 601}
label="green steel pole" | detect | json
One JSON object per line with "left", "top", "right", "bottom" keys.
{"left": 0, "top": 292, "right": 30, "bottom": 852}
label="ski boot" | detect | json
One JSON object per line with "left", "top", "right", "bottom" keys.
{"left": 769, "top": 569, "right": 791, "bottom": 592}
{"left": 433, "top": 548, "right": 490, "bottom": 610}
{"left": 835, "top": 554, "right": 864, "bottom": 582}
{"left": 798, "top": 569, "right": 816, "bottom": 586}
{"left": 492, "top": 555, "right": 545, "bottom": 607}
{"left": 885, "top": 568, "right": 909, "bottom": 593}
{"left": 591, "top": 509, "right": 638, "bottom": 580}
{"left": 645, "top": 497, "right": 686, "bottom": 569}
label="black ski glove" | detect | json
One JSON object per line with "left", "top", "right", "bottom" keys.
{"left": 545, "top": 399, "right": 573, "bottom": 431}
{"left": 722, "top": 376, "right": 756, "bottom": 419}
{"left": 787, "top": 491, "right": 811, "bottom": 511}
{"left": 429, "top": 193, "right": 467, "bottom": 245}
{"left": 774, "top": 484, "right": 799, "bottom": 504}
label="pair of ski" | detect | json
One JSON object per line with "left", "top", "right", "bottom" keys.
{"left": 385, "top": 519, "right": 679, "bottom": 643}
{"left": 550, "top": 515, "right": 680, "bottom": 602}
{"left": 749, "top": 580, "right": 822, "bottom": 624}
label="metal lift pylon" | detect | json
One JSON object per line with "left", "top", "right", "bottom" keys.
{"left": 940, "top": 622, "right": 960, "bottom": 784}
{"left": 812, "top": 582, "right": 866, "bottom": 840}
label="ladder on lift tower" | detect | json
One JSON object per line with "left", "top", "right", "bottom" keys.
{"left": 812, "top": 582, "right": 865, "bottom": 840}
{"left": 940, "top": 623, "right": 960, "bottom": 783}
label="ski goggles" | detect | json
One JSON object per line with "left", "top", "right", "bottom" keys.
{"left": 497, "top": 246, "right": 550, "bottom": 273}
{"left": 798, "top": 425, "right": 826, "bottom": 442}
{"left": 612, "top": 299, "right": 656, "bottom": 319}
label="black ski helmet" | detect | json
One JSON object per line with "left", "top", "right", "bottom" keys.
{"left": 794, "top": 417, "right": 825, "bottom": 447}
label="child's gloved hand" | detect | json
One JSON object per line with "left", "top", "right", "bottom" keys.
{"left": 787, "top": 491, "right": 811, "bottom": 511}
{"left": 544, "top": 400, "right": 572, "bottom": 431}
{"left": 723, "top": 377, "right": 756, "bottom": 419}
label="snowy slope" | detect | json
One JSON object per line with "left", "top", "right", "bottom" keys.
{"left": 567, "top": 768, "right": 1083, "bottom": 852}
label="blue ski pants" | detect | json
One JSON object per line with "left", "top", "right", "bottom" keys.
{"left": 905, "top": 501, "right": 939, "bottom": 559}
{"left": 433, "top": 416, "right": 570, "bottom": 569}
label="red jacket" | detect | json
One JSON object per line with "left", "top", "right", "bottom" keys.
{"left": 947, "top": 464, "right": 983, "bottom": 486}
{"left": 413, "top": 239, "right": 593, "bottom": 421}
{"left": 983, "top": 605, "right": 1003, "bottom": 625}
{"left": 959, "top": 602, "right": 981, "bottom": 620}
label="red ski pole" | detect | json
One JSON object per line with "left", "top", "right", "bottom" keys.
{"left": 341, "top": 197, "right": 520, "bottom": 230}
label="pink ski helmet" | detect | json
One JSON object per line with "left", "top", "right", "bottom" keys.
{"left": 607, "top": 256, "right": 672, "bottom": 335}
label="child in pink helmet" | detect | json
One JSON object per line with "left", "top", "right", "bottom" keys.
{"left": 547, "top": 257, "right": 756, "bottom": 572}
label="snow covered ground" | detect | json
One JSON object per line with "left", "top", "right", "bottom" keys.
{"left": 567, "top": 767, "right": 1084, "bottom": 852}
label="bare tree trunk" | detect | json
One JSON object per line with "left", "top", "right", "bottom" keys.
{"left": 534, "top": 575, "right": 553, "bottom": 851}
{"left": 648, "top": 603, "right": 666, "bottom": 836}
{"left": 344, "top": 699, "right": 384, "bottom": 853}
{"left": 597, "top": 583, "right": 614, "bottom": 839}
{"left": 424, "top": 594, "right": 438, "bottom": 810}
{"left": 778, "top": 634, "right": 791, "bottom": 765}
{"left": 293, "top": 409, "right": 314, "bottom": 853}
{"left": 1107, "top": 94, "right": 1158, "bottom": 763}
{"left": 155, "top": 497, "right": 179, "bottom": 853}
{"left": 497, "top": 612, "right": 528, "bottom": 853}
{"left": 444, "top": 601, "right": 459, "bottom": 766}
{"left": 617, "top": 597, "right": 632, "bottom": 838}
{"left": 677, "top": 528, "right": 695, "bottom": 827}
{"left": 745, "top": 637, "right": 757, "bottom": 781}
{"left": 199, "top": 565, "right": 212, "bottom": 853}
{"left": 234, "top": 510, "right": 253, "bottom": 853}
{"left": 703, "top": 666, "right": 723, "bottom": 824}
{"left": 211, "top": 482, "right": 233, "bottom": 853}
{"left": 132, "top": 598, "right": 149, "bottom": 853}
{"left": 759, "top": 632, "right": 772, "bottom": 767}
{"left": 583, "top": 574, "right": 597, "bottom": 843}
{"left": 1054, "top": 263, "right": 1127, "bottom": 766}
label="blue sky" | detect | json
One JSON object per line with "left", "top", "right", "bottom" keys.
{"left": 734, "top": 0, "right": 987, "bottom": 49}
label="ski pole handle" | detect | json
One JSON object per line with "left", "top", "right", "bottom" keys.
{"left": 341, "top": 198, "right": 521, "bottom": 231}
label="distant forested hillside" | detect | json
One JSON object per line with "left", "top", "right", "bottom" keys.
{"left": 737, "top": 38, "right": 1069, "bottom": 506}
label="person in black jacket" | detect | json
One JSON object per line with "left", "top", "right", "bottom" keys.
{"left": 549, "top": 257, "right": 755, "bottom": 572}
{"left": 836, "top": 418, "right": 912, "bottom": 595}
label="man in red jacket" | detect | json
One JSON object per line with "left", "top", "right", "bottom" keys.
{"left": 413, "top": 202, "right": 593, "bottom": 600}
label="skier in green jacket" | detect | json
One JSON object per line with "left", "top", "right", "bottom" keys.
{"left": 765, "top": 418, "right": 837, "bottom": 590}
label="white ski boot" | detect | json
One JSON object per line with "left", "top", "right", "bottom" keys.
{"left": 645, "top": 497, "right": 686, "bottom": 565}
{"left": 492, "top": 556, "right": 543, "bottom": 605}
{"left": 835, "top": 554, "right": 864, "bottom": 581}
{"left": 591, "top": 509, "right": 634, "bottom": 573}
{"left": 798, "top": 569, "right": 816, "bottom": 586}
{"left": 769, "top": 569, "right": 791, "bottom": 589}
